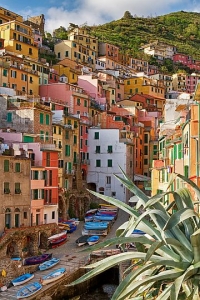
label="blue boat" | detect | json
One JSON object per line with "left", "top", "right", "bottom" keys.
{"left": 12, "top": 273, "right": 34, "bottom": 286}
{"left": 39, "top": 257, "right": 60, "bottom": 271}
{"left": 132, "top": 229, "right": 146, "bottom": 235}
{"left": 40, "top": 267, "right": 66, "bottom": 285}
{"left": 93, "top": 215, "right": 114, "bottom": 221}
{"left": 84, "top": 221, "right": 108, "bottom": 230}
{"left": 87, "top": 235, "right": 100, "bottom": 245}
{"left": 16, "top": 281, "right": 42, "bottom": 299}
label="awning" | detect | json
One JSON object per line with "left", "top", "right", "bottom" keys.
{"left": 129, "top": 195, "right": 139, "bottom": 203}
{"left": 134, "top": 174, "right": 151, "bottom": 181}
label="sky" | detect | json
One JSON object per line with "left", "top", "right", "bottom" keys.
{"left": 1, "top": 0, "right": 200, "bottom": 33}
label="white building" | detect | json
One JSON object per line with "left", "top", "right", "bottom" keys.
{"left": 87, "top": 127, "right": 134, "bottom": 203}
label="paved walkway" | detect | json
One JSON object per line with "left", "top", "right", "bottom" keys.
{"left": 0, "top": 209, "right": 129, "bottom": 299}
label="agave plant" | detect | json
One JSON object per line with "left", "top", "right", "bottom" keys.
{"left": 69, "top": 169, "right": 200, "bottom": 300}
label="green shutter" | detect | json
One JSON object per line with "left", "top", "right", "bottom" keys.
{"left": 94, "top": 132, "right": 99, "bottom": 139}
{"left": 40, "top": 113, "right": 44, "bottom": 124}
{"left": 46, "top": 114, "right": 50, "bottom": 125}
{"left": 108, "top": 146, "right": 112, "bottom": 153}
{"left": 4, "top": 160, "right": 9, "bottom": 172}
{"left": 40, "top": 130, "right": 44, "bottom": 140}
{"left": 108, "top": 159, "right": 112, "bottom": 167}
{"left": 178, "top": 143, "right": 182, "bottom": 159}
{"left": 23, "top": 136, "right": 34, "bottom": 142}
{"left": 68, "top": 162, "right": 72, "bottom": 171}
{"left": 65, "top": 145, "right": 70, "bottom": 156}
{"left": 74, "top": 152, "right": 77, "bottom": 163}
{"left": 174, "top": 145, "right": 177, "bottom": 160}
{"left": 7, "top": 112, "right": 12, "bottom": 122}
{"left": 15, "top": 163, "right": 20, "bottom": 172}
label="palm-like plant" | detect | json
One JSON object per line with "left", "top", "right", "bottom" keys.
{"left": 69, "top": 170, "right": 200, "bottom": 299}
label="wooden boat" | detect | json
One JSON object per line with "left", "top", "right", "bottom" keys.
{"left": 39, "top": 257, "right": 60, "bottom": 271}
{"left": 48, "top": 232, "right": 67, "bottom": 248}
{"left": 82, "top": 228, "right": 108, "bottom": 236}
{"left": 12, "top": 273, "right": 34, "bottom": 286}
{"left": 24, "top": 253, "right": 52, "bottom": 266}
{"left": 76, "top": 235, "right": 90, "bottom": 246}
{"left": 40, "top": 267, "right": 66, "bottom": 285}
{"left": 87, "top": 235, "right": 100, "bottom": 245}
{"left": 16, "top": 281, "right": 42, "bottom": 299}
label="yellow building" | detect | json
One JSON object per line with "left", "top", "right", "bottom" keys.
{"left": 53, "top": 63, "right": 79, "bottom": 84}
{"left": 0, "top": 7, "right": 23, "bottom": 23}
{"left": 0, "top": 20, "right": 38, "bottom": 60}
{"left": 54, "top": 26, "right": 98, "bottom": 71}
{"left": 124, "top": 76, "right": 165, "bottom": 100}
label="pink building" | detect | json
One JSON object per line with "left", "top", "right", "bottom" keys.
{"left": 186, "top": 73, "right": 200, "bottom": 94}
{"left": 173, "top": 53, "right": 200, "bottom": 72}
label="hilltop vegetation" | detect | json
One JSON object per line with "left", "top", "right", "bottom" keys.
{"left": 89, "top": 10, "right": 200, "bottom": 60}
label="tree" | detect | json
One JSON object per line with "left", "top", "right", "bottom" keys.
{"left": 69, "top": 170, "right": 200, "bottom": 299}
{"left": 53, "top": 26, "right": 68, "bottom": 40}
{"left": 123, "top": 11, "right": 133, "bottom": 20}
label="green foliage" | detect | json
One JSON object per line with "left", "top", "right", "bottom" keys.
{"left": 69, "top": 171, "right": 200, "bottom": 299}
{"left": 89, "top": 202, "right": 99, "bottom": 209}
{"left": 89, "top": 11, "right": 200, "bottom": 72}
{"left": 53, "top": 26, "right": 68, "bottom": 40}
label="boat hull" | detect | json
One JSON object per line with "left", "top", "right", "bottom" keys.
{"left": 40, "top": 268, "right": 66, "bottom": 286}
{"left": 12, "top": 273, "right": 34, "bottom": 286}
{"left": 87, "top": 235, "right": 100, "bottom": 245}
{"left": 24, "top": 253, "right": 52, "bottom": 266}
{"left": 39, "top": 258, "right": 60, "bottom": 271}
{"left": 16, "top": 282, "right": 42, "bottom": 299}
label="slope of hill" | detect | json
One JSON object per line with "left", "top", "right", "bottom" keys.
{"left": 89, "top": 11, "right": 200, "bottom": 60}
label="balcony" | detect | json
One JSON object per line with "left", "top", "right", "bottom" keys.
{"left": 65, "top": 169, "right": 75, "bottom": 175}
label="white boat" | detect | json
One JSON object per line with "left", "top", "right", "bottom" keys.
{"left": 39, "top": 257, "right": 60, "bottom": 271}
{"left": 40, "top": 267, "right": 66, "bottom": 285}
{"left": 16, "top": 282, "right": 42, "bottom": 299}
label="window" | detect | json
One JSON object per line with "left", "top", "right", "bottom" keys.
{"left": 45, "top": 132, "right": 49, "bottom": 141}
{"left": 7, "top": 112, "right": 12, "bottom": 122}
{"left": 84, "top": 100, "right": 87, "bottom": 107}
{"left": 29, "top": 48, "right": 32, "bottom": 55}
{"left": 52, "top": 211, "right": 55, "bottom": 219}
{"left": 24, "top": 212, "right": 27, "bottom": 219}
{"left": 53, "top": 126, "right": 56, "bottom": 134}
{"left": 46, "top": 114, "right": 50, "bottom": 125}
{"left": 59, "top": 127, "right": 61, "bottom": 135}
{"left": 96, "top": 160, "right": 101, "bottom": 167}
{"left": 127, "top": 80, "right": 130, "bottom": 85}
{"left": 108, "top": 145, "right": 112, "bottom": 153}
{"left": 40, "top": 113, "right": 44, "bottom": 124}
{"left": 106, "top": 176, "right": 111, "bottom": 184}
{"left": 21, "top": 74, "right": 27, "bottom": 81}
{"left": 108, "top": 159, "right": 112, "bottom": 167}
{"left": 65, "top": 131, "right": 69, "bottom": 139}
{"left": 58, "top": 52, "right": 60, "bottom": 58}
{"left": 16, "top": 43, "right": 21, "bottom": 51}
{"left": 144, "top": 145, "right": 148, "bottom": 155}
{"left": 15, "top": 163, "right": 20, "bottom": 172}
{"left": 74, "top": 135, "right": 77, "bottom": 144}
{"left": 40, "top": 130, "right": 44, "bottom": 140}
{"left": 96, "top": 146, "right": 100, "bottom": 153}
{"left": 4, "top": 182, "right": 10, "bottom": 194}
{"left": 153, "top": 145, "right": 157, "bottom": 155}
{"left": 77, "top": 98, "right": 81, "bottom": 106}
{"left": 32, "top": 189, "right": 38, "bottom": 199}
{"left": 94, "top": 132, "right": 99, "bottom": 139}
{"left": 4, "top": 160, "right": 9, "bottom": 172}
{"left": 144, "top": 134, "right": 148, "bottom": 143}
{"left": 65, "top": 51, "right": 68, "bottom": 57}
{"left": 74, "top": 121, "right": 78, "bottom": 128}
{"left": 11, "top": 70, "right": 17, "bottom": 78}
{"left": 15, "top": 182, "right": 21, "bottom": 194}
{"left": 3, "top": 69, "right": 7, "bottom": 77}
{"left": 65, "top": 145, "right": 70, "bottom": 156}
{"left": 144, "top": 158, "right": 148, "bottom": 165}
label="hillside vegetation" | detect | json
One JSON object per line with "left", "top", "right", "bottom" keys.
{"left": 89, "top": 10, "right": 200, "bottom": 60}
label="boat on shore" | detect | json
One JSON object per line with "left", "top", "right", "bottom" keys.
{"left": 76, "top": 235, "right": 90, "bottom": 247}
{"left": 48, "top": 232, "right": 67, "bottom": 248}
{"left": 39, "top": 257, "right": 60, "bottom": 271}
{"left": 16, "top": 281, "right": 42, "bottom": 299}
{"left": 87, "top": 235, "right": 100, "bottom": 246}
{"left": 12, "top": 273, "right": 34, "bottom": 286}
{"left": 24, "top": 253, "right": 52, "bottom": 266}
{"left": 40, "top": 267, "right": 66, "bottom": 285}
{"left": 82, "top": 228, "right": 108, "bottom": 236}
